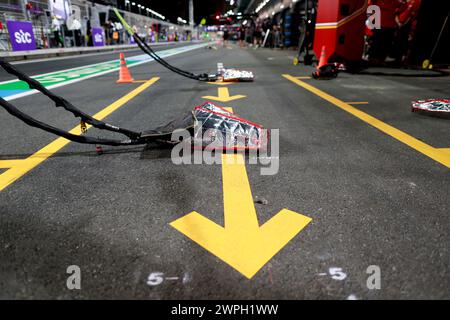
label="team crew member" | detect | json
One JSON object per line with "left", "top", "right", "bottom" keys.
{"left": 367, "top": 0, "right": 401, "bottom": 62}
{"left": 391, "top": 0, "right": 422, "bottom": 64}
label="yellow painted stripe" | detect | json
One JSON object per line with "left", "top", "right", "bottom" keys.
{"left": 0, "top": 77, "right": 160, "bottom": 192}
{"left": 296, "top": 76, "right": 312, "bottom": 80}
{"left": 170, "top": 153, "right": 312, "bottom": 279}
{"left": 346, "top": 102, "right": 369, "bottom": 105}
{"left": 207, "top": 81, "right": 233, "bottom": 86}
{"left": 0, "top": 160, "right": 26, "bottom": 169}
{"left": 439, "top": 148, "right": 450, "bottom": 156}
{"left": 223, "top": 107, "right": 234, "bottom": 113}
{"left": 315, "top": 25, "right": 337, "bottom": 30}
{"left": 282, "top": 74, "right": 450, "bottom": 168}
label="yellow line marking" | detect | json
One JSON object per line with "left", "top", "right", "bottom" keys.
{"left": 439, "top": 148, "right": 450, "bottom": 156}
{"left": 345, "top": 102, "right": 369, "bottom": 105}
{"left": 0, "top": 77, "right": 160, "bottom": 192}
{"left": 295, "top": 76, "right": 312, "bottom": 79}
{"left": 202, "top": 87, "right": 246, "bottom": 102}
{"left": 207, "top": 81, "right": 233, "bottom": 86}
{"left": 170, "top": 153, "right": 312, "bottom": 279}
{"left": 282, "top": 74, "right": 450, "bottom": 168}
{"left": 0, "top": 160, "right": 27, "bottom": 169}
{"left": 132, "top": 80, "right": 152, "bottom": 83}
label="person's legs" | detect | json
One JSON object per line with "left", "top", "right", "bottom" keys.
{"left": 56, "top": 31, "right": 64, "bottom": 47}
{"left": 368, "top": 28, "right": 393, "bottom": 62}
{"left": 52, "top": 31, "right": 58, "bottom": 47}
{"left": 391, "top": 27, "right": 409, "bottom": 64}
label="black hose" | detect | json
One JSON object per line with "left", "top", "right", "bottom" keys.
{"left": 0, "top": 59, "right": 142, "bottom": 140}
{"left": 0, "top": 58, "right": 150, "bottom": 146}
{"left": 0, "top": 96, "right": 137, "bottom": 146}
{"left": 132, "top": 34, "right": 214, "bottom": 82}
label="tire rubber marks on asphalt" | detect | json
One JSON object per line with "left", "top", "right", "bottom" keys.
{"left": 0, "top": 78, "right": 160, "bottom": 192}
{"left": 282, "top": 74, "right": 450, "bottom": 169}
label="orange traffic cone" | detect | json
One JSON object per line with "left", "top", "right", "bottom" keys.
{"left": 317, "top": 45, "right": 327, "bottom": 68}
{"left": 116, "top": 52, "right": 134, "bottom": 84}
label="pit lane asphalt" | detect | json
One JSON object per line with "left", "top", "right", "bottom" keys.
{"left": 0, "top": 42, "right": 449, "bottom": 299}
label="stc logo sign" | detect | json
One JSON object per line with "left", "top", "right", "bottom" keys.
{"left": 7, "top": 20, "right": 36, "bottom": 51}
{"left": 94, "top": 33, "right": 103, "bottom": 43}
{"left": 92, "top": 28, "right": 105, "bottom": 46}
{"left": 14, "top": 29, "right": 33, "bottom": 44}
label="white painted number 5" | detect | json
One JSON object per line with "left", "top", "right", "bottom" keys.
{"left": 147, "top": 272, "right": 164, "bottom": 286}
{"left": 329, "top": 267, "right": 347, "bottom": 281}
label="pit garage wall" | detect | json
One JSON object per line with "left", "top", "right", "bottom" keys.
{"left": 252, "top": 0, "right": 368, "bottom": 62}
{"left": 312, "top": 0, "right": 449, "bottom": 65}
{"left": 255, "top": 0, "right": 367, "bottom": 62}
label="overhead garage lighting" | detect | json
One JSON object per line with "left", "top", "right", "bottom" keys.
{"left": 255, "top": 0, "right": 271, "bottom": 14}
{"left": 147, "top": 8, "right": 166, "bottom": 20}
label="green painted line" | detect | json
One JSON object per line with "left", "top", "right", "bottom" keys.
{"left": 0, "top": 42, "right": 209, "bottom": 100}
{"left": 2, "top": 60, "right": 127, "bottom": 90}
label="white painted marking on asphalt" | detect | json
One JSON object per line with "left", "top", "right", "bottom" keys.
{"left": 9, "top": 43, "right": 178, "bottom": 65}
{"left": 329, "top": 267, "right": 347, "bottom": 281}
{"left": 147, "top": 272, "right": 164, "bottom": 286}
{"left": 182, "top": 272, "right": 192, "bottom": 284}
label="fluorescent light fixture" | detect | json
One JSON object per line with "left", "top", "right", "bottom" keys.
{"left": 255, "top": 0, "right": 271, "bottom": 13}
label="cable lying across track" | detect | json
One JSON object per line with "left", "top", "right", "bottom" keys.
{"left": 114, "top": 8, "right": 217, "bottom": 82}
{"left": 0, "top": 59, "right": 194, "bottom": 146}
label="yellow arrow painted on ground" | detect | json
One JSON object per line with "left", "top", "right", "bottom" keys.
{"left": 170, "top": 153, "right": 312, "bottom": 279}
{"left": 202, "top": 87, "right": 246, "bottom": 102}
{"left": 207, "top": 81, "right": 233, "bottom": 86}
